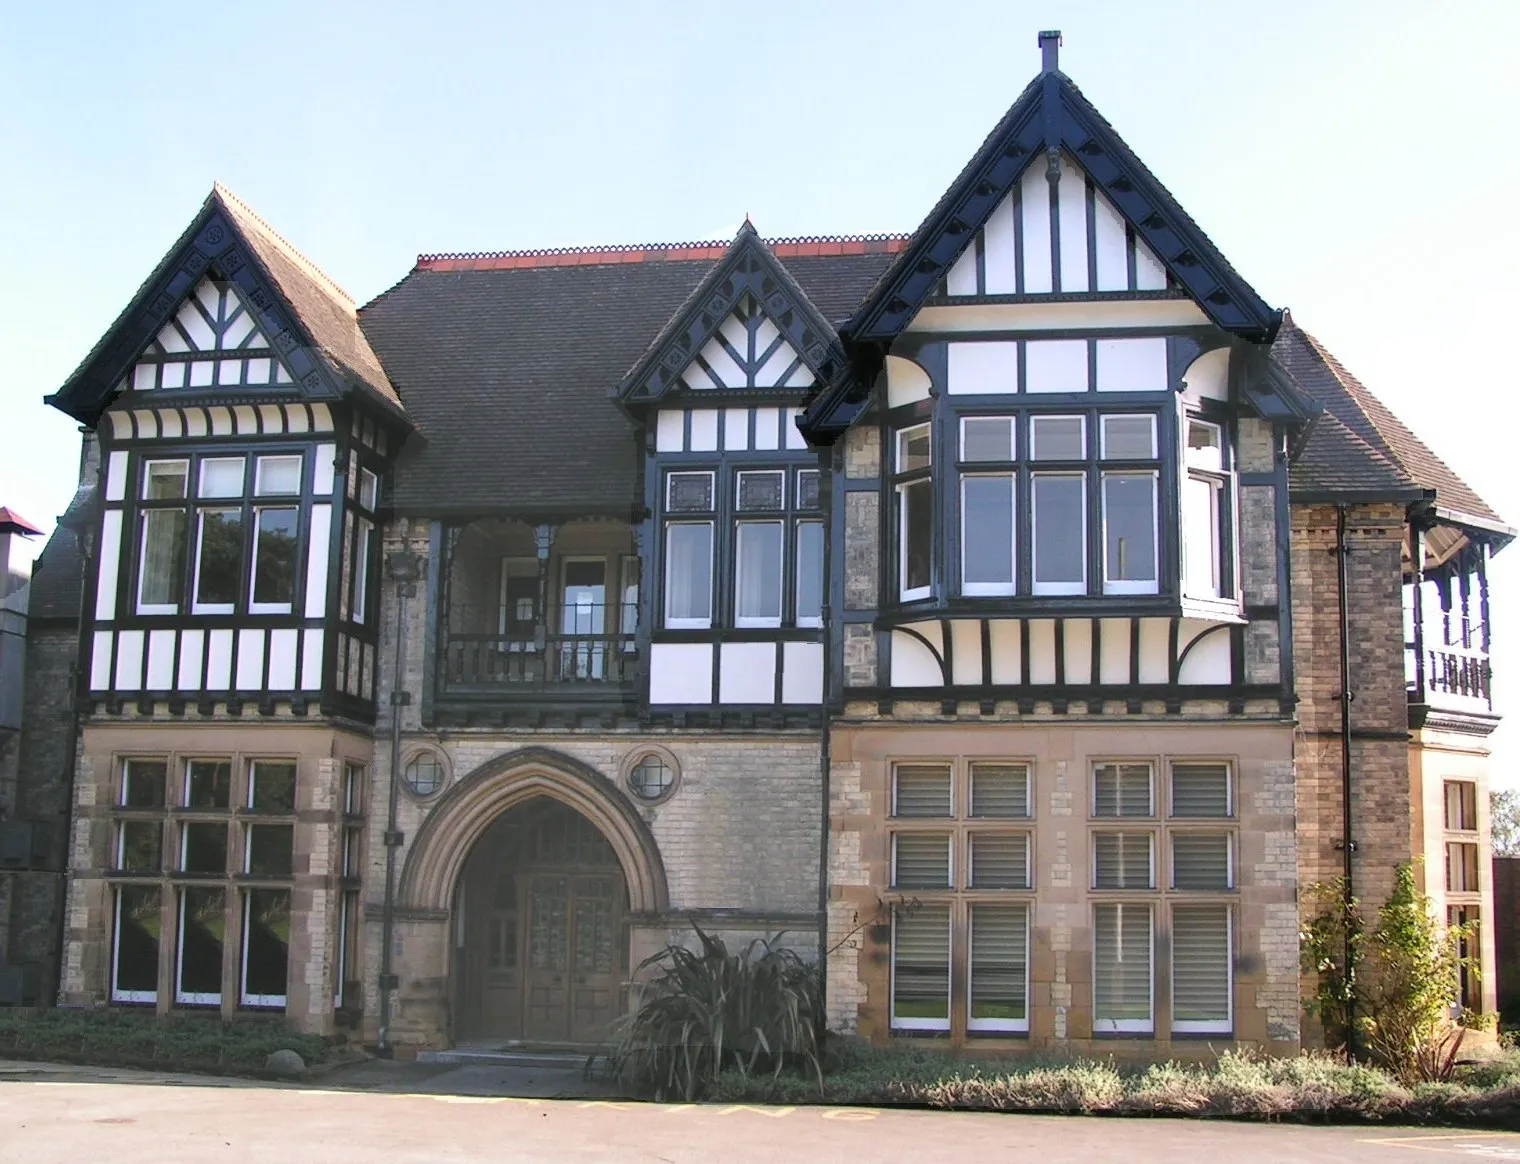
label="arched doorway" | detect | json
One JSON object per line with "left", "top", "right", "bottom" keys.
{"left": 454, "top": 797, "right": 629, "bottom": 1045}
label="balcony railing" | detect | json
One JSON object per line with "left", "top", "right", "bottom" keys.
{"left": 439, "top": 602, "right": 639, "bottom": 696}
{"left": 1407, "top": 640, "right": 1493, "bottom": 715}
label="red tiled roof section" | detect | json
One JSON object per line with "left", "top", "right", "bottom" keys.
{"left": 415, "top": 234, "right": 911, "bottom": 272}
{"left": 0, "top": 507, "right": 43, "bottom": 535}
{"left": 1275, "top": 318, "right": 1504, "bottom": 527}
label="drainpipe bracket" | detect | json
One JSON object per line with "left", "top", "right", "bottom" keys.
{"left": 384, "top": 829, "right": 405, "bottom": 847}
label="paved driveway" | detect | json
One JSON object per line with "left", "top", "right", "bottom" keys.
{"left": 1, "top": 1062, "right": 1518, "bottom": 1163}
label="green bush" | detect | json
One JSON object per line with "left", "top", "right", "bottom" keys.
{"left": 602, "top": 925, "right": 823, "bottom": 1101}
{"left": 0, "top": 1007, "right": 329, "bottom": 1075}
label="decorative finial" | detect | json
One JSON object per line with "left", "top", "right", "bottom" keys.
{"left": 1039, "top": 30, "right": 1062, "bottom": 73}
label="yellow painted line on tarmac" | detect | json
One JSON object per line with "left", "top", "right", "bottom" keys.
{"left": 1360, "top": 1131, "right": 1520, "bottom": 1158}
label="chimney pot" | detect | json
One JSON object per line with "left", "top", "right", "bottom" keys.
{"left": 1039, "top": 30, "right": 1062, "bottom": 73}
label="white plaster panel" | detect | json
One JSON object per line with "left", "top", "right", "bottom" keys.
{"left": 177, "top": 630, "right": 204, "bottom": 691}
{"left": 108, "top": 411, "right": 132, "bottom": 440}
{"left": 146, "top": 629, "right": 176, "bottom": 690}
{"left": 940, "top": 619, "right": 978, "bottom": 686}
{"left": 946, "top": 246, "right": 978, "bottom": 297}
{"left": 1182, "top": 348, "right": 1230, "bottom": 403}
{"left": 1063, "top": 617, "right": 1092, "bottom": 684}
{"left": 90, "top": 630, "right": 113, "bottom": 691}
{"left": 983, "top": 191, "right": 1018, "bottom": 294}
{"left": 1095, "top": 337, "right": 1168, "bottom": 392}
{"left": 719, "top": 641, "right": 776, "bottom": 703}
{"left": 233, "top": 405, "right": 258, "bottom": 434}
{"left": 946, "top": 341, "right": 1019, "bottom": 395}
{"left": 94, "top": 509, "right": 122, "bottom": 620}
{"left": 1099, "top": 618, "right": 1131, "bottom": 685}
{"left": 757, "top": 339, "right": 801, "bottom": 387}
{"left": 1093, "top": 191, "right": 1129, "bottom": 291}
{"left": 753, "top": 407, "right": 780, "bottom": 451}
{"left": 885, "top": 355, "right": 932, "bottom": 408}
{"left": 695, "top": 334, "right": 743, "bottom": 387}
{"left": 283, "top": 404, "right": 307, "bottom": 433}
{"left": 161, "top": 362, "right": 187, "bottom": 389}
{"left": 114, "top": 629, "right": 144, "bottom": 691}
{"left": 1019, "top": 162, "right": 1052, "bottom": 294}
{"left": 304, "top": 505, "right": 331, "bottom": 619}
{"left": 189, "top": 361, "right": 213, "bottom": 388}
{"left": 183, "top": 408, "right": 207, "bottom": 437}
{"left": 723, "top": 407, "right": 749, "bottom": 451}
{"left": 1137, "top": 617, "right": 1170, "bottom": 684}
{"left": 132, "top": 363, "right": 156, "bottom": 393}
{"left": 1135, "top": 236, "right": 1167, "bottom": 290}
{"left": 656, "top": 410, "right": 685, "bottom": 453}
{"left": 208, "top": 406, "right": 233, "bottom": 435}
{"left": 235, "top": 628, "right": 265, "bottom": 690}
{"left": 1057, "top": 158, "right": 1089, "bottom": 292}
{"left": 781, "top": 641, "right": 824, "bottom": 704}
{"left": 649, "top": 642, "right": 713, "bottom": 704}
{"left": 890, "top": 630, "right": 943, "bottom": 688}
{"left": 1025, "top": 339, "right": 1088, "bottom": 393}
{"left": 1178, "top": 619, "right": 1232, "bottom": 685}
{"left": 132, "top": 410, "right": 157, "bottom": 439}
{"left": 158, "top": 410, "right": 183, "bottom": 438}
{"left": 689, "top": 409, "right": 719, "bottom": 452}
{"left": 310, "top": 404, "right": 333, "bottom": 431}
{"left": 1026, "top": 619, "right": 1057, "bottom": 684}
{"left": 313, "top": 443, "right": 337, "bottom": 496}
{"left": 785, "top": 408, "right": 808, "bottom": 450}
{"left": 206, "top": 629, "right": 234, "bottom": 690}
{"left": 989, "top": 619, "right": 1022, "bottom": 685}
{"left": 300, "top": 629, "right": 323, "bottom": 691}
{"left": 904, "top": 300, "right": 1207, "bottom": 334}
{"left": 258, "top": 404, "right": 284, "bottom": 435}
{"left": 267, "top": 628, "right": 299, "bottom": 690}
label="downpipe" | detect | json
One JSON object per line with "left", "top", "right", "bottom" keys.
{"left": 1334, "top": 505, "right": 1358, "bottom": 1060}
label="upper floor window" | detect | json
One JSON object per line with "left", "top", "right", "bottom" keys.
{"left": 1182, "top": 419, "right": 1229, "bottom": 601}
{"left": 896, "top": 426, "right": 933, "bottom": 600}
{"left": 135, "top": 452, "right": 305, "bottom": 617}
{"left": 660, "top": 465, "right": 821, "bottom": 630}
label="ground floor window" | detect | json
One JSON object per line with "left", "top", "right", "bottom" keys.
{"left": 891, "top": 904, "right": 951, "bottom": 1031}
{"left": 111, "top": 885, "right": 161, "bottom": 1004}
{"left": 1093, "top": 902, "right": 1153, "bottom": 1033}
{"left": 1171, "top": 904, "right": 1232, "bottom": 1033}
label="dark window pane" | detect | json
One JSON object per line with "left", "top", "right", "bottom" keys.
{"left": 185, "top": 760, "right": 231, "bottom": 809}
{"left": 243, "top": 889, "right": 291, "bottom": 1005}
{"left": 252, "top": 508, "right": 299, "bottom": 606}
{"left": 194, "top": 509, "right": 243, "bottom": 607}
{"left": 1032, "top": 475, "right": 1085, "bottom": 586}
{"left": 796, "top": 470, "right": 821, "bottom": 511}
{"left": 737, "top": 471, "right": 784, "bottom": 511}
{"left": 177, "top": 887, "right": 225, "bottom": 1002}
{"left": 735, "top": 522, "right": 783, "bottom": 621}
{"left": 1030, "top": 417, "right": 1084, "bottom": 461}
{"left": 144, "top": 461, "right": 188, "bottom": 500}
{"left": 113, "top": 886, "right": 161, "bottom": 999}
{"left": 962, "top": 418, "right": 1013, "bottom": 462}
{"left": 118, "top": 820, "right": 162, "bottom": 872}
{"left": 897, "top": 427, "right": 931, "bottom": 473}
{"left": 902, "top": 480, "right": 932, "bottom": 593}
{"left": 249, "top": 761, "right": 297, "bottom": 813}
{"left": 962, "top": 475, "right": 1014, "bottom": 588}
{"left": 122, "top": 760, "right": 166, "bottom": 808}
{"left": 139, "top": 509, "right": 187, "bottom": 608}
{"left": 796, "top": 522, "right": 823, "bottom": 622}
{"left": 667, "top": 472, "right": 714, "bottom": 512}
{"left": 182, "top": 822, "right": 228, "bottom": 874}
{"left": 1103, "top": 473, "right": 1157, "bottom": 584}
{"left": 246, "top": 825, "right": 294, "bottom": 878}
{"left": 664, "top": 524, "right": 712, "bottom": 623}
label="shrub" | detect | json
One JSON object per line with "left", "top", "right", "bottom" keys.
{"left": 602, "top": 925, "right": 823, "bottom": 1101}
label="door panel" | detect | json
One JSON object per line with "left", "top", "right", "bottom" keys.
{"left": 525, "top": 875, "right": 570, "bottom": 1040}
{"left": 570, "top": 875, "right": 620, "bottom": 1041}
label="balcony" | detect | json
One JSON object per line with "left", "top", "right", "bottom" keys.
{"left": 1405, "top": 530, "right": 1495, "bottom": 726}
{"left": 434, "top": 517, "right": 641, "bottom": 718}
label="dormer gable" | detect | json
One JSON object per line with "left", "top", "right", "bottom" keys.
{"left": 618, "top": 223, "right": 848, "bottom": 408}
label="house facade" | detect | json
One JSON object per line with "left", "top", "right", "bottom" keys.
{"left": 2, "top": 33, "right": 1505, "bottom": 1055}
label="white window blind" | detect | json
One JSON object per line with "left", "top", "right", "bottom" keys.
{"left": 1093, "top": 902, "right": 1152, "bottom": 1031}
{"left": 892, "top": 904, "right": 950, "bottom": 1030}
{"left": 970, "top": 763, "right": 1030, "bottom": 818}
{"left": 1171, "top": 763, "right": 1231, "bottom": 817}
{"left": 970, "top": 833, "right": 1030, "bottom": 889}
{"left": 969, "top": 904, "right": 1029, "bottom": 1031}
{"left": 1093, "top": 832, "right": 1153, "bottom": 889}
{"left": 893, "top": 764, "right": 952, "bottom": 817}
{"left": 1094, "top": 763, "right": 1152, "bottom": 817}
{"left": 1171, "top": 833, "right": 1232, "bottom": 890}
{"left": 893, "top": 833, "right": 951, "bottom": 889}
{"left": 1171, "top": 904, "right": 1231, "bottom": 1032}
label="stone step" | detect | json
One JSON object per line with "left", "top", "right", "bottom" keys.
{"left": 417, "top": 1046, "right": 604, "bottom": 1070}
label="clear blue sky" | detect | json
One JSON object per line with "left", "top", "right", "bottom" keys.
{"left": 3, "top": 0, "right": 1516, "bottom": 774}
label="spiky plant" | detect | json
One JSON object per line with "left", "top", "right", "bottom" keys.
{"left": 601, "top": 924, "right": 823, "bottom": 1101}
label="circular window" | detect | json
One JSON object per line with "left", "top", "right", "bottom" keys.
{"left": 627, "top": 752, "right": 676, "bottom": 802}
{"left": 403, "top": 751, "right": 446, "bottom": 798}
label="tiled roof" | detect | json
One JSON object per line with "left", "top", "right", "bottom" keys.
{"left": 359, "top": 248, "right": 895, "bottom": 514}
{"left": 0, "top": 508, "right": 42, "bottom": 536}
{"left": 1275, "top": 318, "right": 1507, "bottom": 529}
{"left": 416, "top": 234, "right": 909, "bottom": 272}
{"left": 212, "top": 185, "right": 401, "bottom": 413}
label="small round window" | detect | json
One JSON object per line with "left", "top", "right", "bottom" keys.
{"left": 628, "top": 754, "right": 675, "bottom": 801}
{"left": 403, "top": 752, "right": 446, "bottom": 798}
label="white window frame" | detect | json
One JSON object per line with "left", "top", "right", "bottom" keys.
{"left": 1092, "top": 761, "right": 1155, "bottom": 818}
{"left": 960, "top": 473, "right": 1016, "bottom": 596}
{"left": 967, "top": 830, "right": 1033, "bottom": 890}
{"left": 248, "top": 505, "right": 299, "bottom": 615}
{"left": 890, "top": 831, "right": 953, "bottom": 890}
{"left": 1092, "top": 901, "right": 1154, "bottom": 1034}
{"left": 889, "top": 905, "right": 952, "bottom": 1032}
{"left": 1101, "top": 470, "right": 1159, "bottom": 596}
{"left": 135, "top": 506, "right": 187, "bottom": 616}
{"left": 1168, "top": 761, "right": 1234, "bottom": 819}
{"left": 352, "top": 517, "right": 373, "bottom": 625}
{"left": 897, "top": 424, "right": 933, "bottom": 602}
{"left": 794, "top": 520, "right": 824, "bottom": 628}
{"left": 358, "top": 468, "right": 379, "bottom": 511}
{"left": 253, "top": 454, "right": 303, "bottom": 497}
{"left": 1030, "top": 472, "right": 1086, "bottom": 596}
{"left": 190, "top": 506, "right": 240, "bottom": 615}
{"left": 110, "top": 886, "right": 158, "bottom": 1004}
{"left": 1170, "top": 904, "right": 1234, "bottom": 1035}
{"left": 174, "top": 889, "right": 223, "bottom": 1006}
{"left": 1100, "top": 414, "right": 1158, "bottom": 459}
{"left": 733, "top": 519, "right": 785, "bottom": 629}
{"left": 966, "top": 902, "right": 1031, "bottom": 1033}
{"left": 1167, "top": 830, "right": 1235, "bottom": 890}
{"left": 663, "top": 521, "right": 714, "bottom": 629}
{"left": 960, "top": 415, "right": 1016, "bottom": 462}
{"left": 239, "top": 889, "right": 290, "bottom": 1009}
{"left": 1182, "top": 473, "right": 1224, "bottom": 600}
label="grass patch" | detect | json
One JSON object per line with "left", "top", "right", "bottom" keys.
{"left": 703, "top": 1041, "right": 1520, "bottom": 1127}
{"left": 0, "top": 1007, "right": 331, "bottom": 1076}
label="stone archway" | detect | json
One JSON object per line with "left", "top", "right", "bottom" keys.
{"left": 399, "top": 746, "right": 669, "bottom": 918}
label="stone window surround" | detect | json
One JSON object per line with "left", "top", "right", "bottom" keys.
{"left": 619, "top": 743, "right": 682, "bottom": 805}
{"left": 400, "top": 742, "right": 452, "bottom": 800}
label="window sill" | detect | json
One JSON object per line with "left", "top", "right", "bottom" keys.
{"left": 876, "top": 594, "right": 1190, "bottom": 625}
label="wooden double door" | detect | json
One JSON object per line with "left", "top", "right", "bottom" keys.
{"left": 457, "top": 800, "right": 627, "bottom": 1045}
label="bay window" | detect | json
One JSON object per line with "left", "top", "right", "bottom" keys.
{"left": 896, "top": 425, "right": 932, "bottom": 600}
{"left": 1182, "top": 419, "right": 1229, "bottom": 600}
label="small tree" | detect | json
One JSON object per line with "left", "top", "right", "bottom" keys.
{"left": 1299, "top": 877, "right": 1363, "bottom": 1055}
